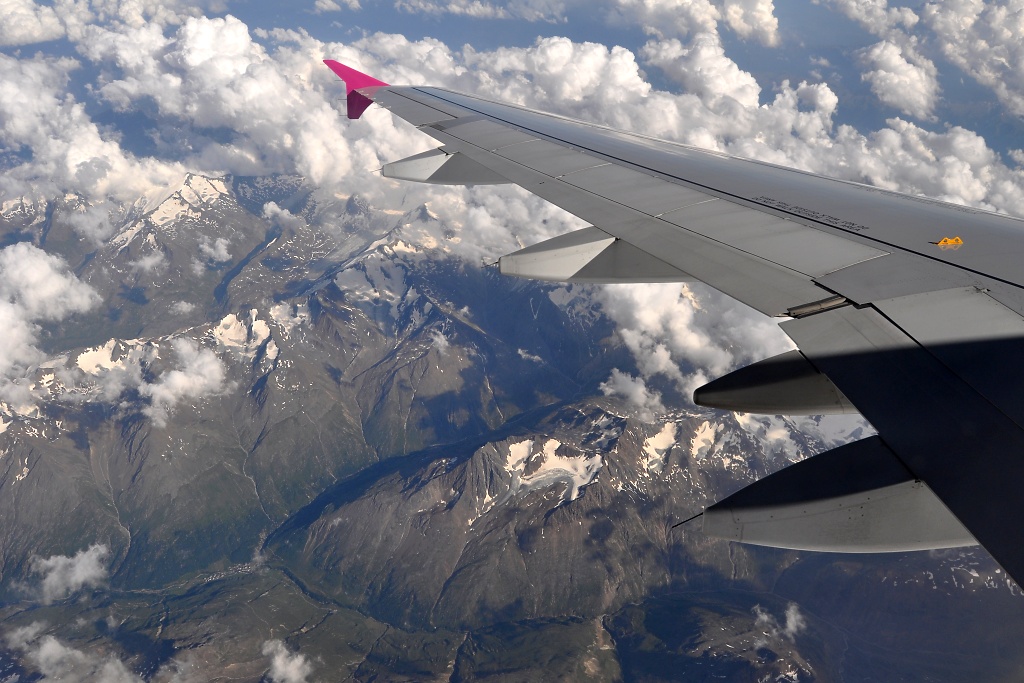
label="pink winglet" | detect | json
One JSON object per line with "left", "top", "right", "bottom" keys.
{"left": 323, "top": 59, "right": 390, "bottom": 119}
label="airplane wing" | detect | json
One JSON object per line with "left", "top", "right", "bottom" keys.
{"left": 325, "top": 60, "right": 1024, "bottom": 586}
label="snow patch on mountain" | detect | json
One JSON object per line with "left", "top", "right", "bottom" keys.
{"left": 643, "top": 422, "right": 676, "bottom": 475}
{"left": 214, "top": 314, "right": 249, "bottom": 348}
{"left": 109, "top": 221, "right": 144, "bottom": 251}
{"left": 213, "top": 310, "right": 273, "bottom": 358}
{"left": 146, "top": 174, "right": 230, "bottom": 228}
{"left": 149, "top": 195, "right": 199, "bottom": 227}
{"left": 0, "top": 195, "right": 45, "bottom": 223}
{"left": 691, "top": 420, "right": 721, "bottom": 460}
{"left": 269, "top": 303, "right": 310, "bottom": 340}
{"left": 504, "top": 438, "right": 603, "bottom": 505}
{"left": 734, "top": 413, "right": 805, "bottom": 461}
{"left": 77, "top": 340, "right": 121, "bottom": 373}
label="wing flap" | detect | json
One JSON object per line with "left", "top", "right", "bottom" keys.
{"left": 817, "top": 252, "right": 980, "bottom": 304}
{"left": 875, "top": 287, "right": 1024, "bottom": 433}
{"left": 783, "top": 304, "right": 1024, "bottom": 583}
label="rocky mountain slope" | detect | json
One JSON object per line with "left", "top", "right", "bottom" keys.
{"left": 0, "top": 175, "right": 1021, "bottom": 682}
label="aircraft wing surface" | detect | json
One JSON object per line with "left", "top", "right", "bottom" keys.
{"left": 326, "top": 60, "right": 1024, "bottom": 587}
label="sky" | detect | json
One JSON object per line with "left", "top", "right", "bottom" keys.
{"left": 2, "top": 0, "right": 1024, "bottom": 416}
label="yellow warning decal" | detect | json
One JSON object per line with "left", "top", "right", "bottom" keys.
{"left": 937, "top": 236, "right": 964, "bottom": 250}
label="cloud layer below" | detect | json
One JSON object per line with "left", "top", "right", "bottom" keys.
{"left": 2, "top": 0, "right": 1024, "bottom": 418}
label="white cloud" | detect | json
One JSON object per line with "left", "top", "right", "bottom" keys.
{"left": 821, "top": 0, "right": 938, "bottom": 119}
{"left": 262, "top": 201, "right": 306, "bottom": 231}
{"left": 858, "top": 40, "right": 939, "bottom": 119}
{"left": 600, "top": 369, "right": 665, "bottom": 422}
{"left": 720, "top": 0, "right": 779, "bottom": 45}
{"left": 140, "top": 338, "right": 228, "bottom": 427}
{"left": 0, "top": 52, "right": 187, "bottom": 230}
{"left": 428, "top": 328, "right": 450, "bottom": 353}
{"left": 4, "top": 11, "right": 1024, "bottom": 418}
{"left": 595, "top": 283, "right": 793, "bottom": 401}
{"left": 641, "top": 34, "right": 761, "bottom": 108}
{"left": 4, "top": 622, "right": 222, "bottom": 683}
{"left": 5, "top": 622, "right": 143, "bottom": 683}
{"left": 0, "top": 243, "right": 99, "bottom": 402}
{"left": 29, "top": 544, "right": 110, "bottom": 604}
{"left": 262, "top": 640, "right": 313, "bottom": 683}
{"left": 395, "top": 0, "right": 509, "bottom": 17}
{"left": 822, "top": 0, "right": 919, "bottom": 36}
{"left": 0, "top": 0, "right": 64, "bottom": 46}
{"left": 922, "top": 0, "right": 1024, "bottom": 117}
{"left": 753, "top": 602, "right": 807, "bottom": 646}
{"left": 129, "top": 251, "right": 166, "bottom": 273}
{"left": 313, "top": 0, "right": 342, "bottom": 11}
{"left": 374, "top": 0, "right": 778, "bottom": 45}
{"left": 198, "top": 236, "right": 231, "bottom": 262}
{"left": 0, "top": 243, "right": 98, "bottom": 322}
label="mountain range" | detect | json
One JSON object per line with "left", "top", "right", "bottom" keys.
{"left": 0, "top": 174, "right": 1021, "bottom": 682}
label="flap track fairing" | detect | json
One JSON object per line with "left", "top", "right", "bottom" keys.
{"left": 703, "top": 436, "right": 976, "bottom": 552}
{"left": 693, "top": 349, "right": 857, "bottom": 415}
{"left": 382, "top": 147, "right": 510, "bottom": 185}
{"left": 499, "top": 226, "right": 693, "bottom": 283}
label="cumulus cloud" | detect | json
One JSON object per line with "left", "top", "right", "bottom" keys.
{"left": 29, "top": 544, "right": 110, "bottom": 604}
{"left": 0, "top": 243, "right": 99, "bottom": 403}
{"left": 4, "top": 8, "right": 1024, "bottom": 417}
{"left": 821, "top": 0, "right": 939, "bottom": 119}
{"left": 4, "top": 622, "right": 220, "bottom": 683}
{"left": 262, "top": 640, "right": 313, "bottom": 683}
{"left": 719, "top": 0, "right": 779, "bottom": 45}
{"left": 595, "top": 283, "right": 793, "bottom": 402}
{"left": 395, "top": 0, "right": 510, "bottom": 17}
{"left": 600, "top": 369, "right": 666, "bottom": 422}
{"left": 821, "top": 0, "right": 919, "bottom": 36}
{"left": 139, "top": 338, "right": 227, "bottom": 427}
{"left": 360, "top": 0, "right": 778, "bottom": 45}
{"left": 129, "top": 251, "right": 166, "bottom": 273}
{"left": 66, "top": 334, "right": 233, "bottom": 424}
{"left": 198, "top": 236, "right": 231, "bottom": 262}
{"left": 0, "top": 53, "right": 187, "bottom": 238}
{"left": 5, "top": 622, "right": 143, "bottom": 683}
{"left": 314, "top": 0, "right": 359, "bottom": 11}
{"left": 858, "top": 40, "right": 939, "bottom": 119}
{"left": 0, "top": 0, "right": 64, "bottom": 46}
{"left": 922, "top": 0, "right": 1024, "bottom": 117}
{"left": 641, "top": 33, "right": 761, "bottom": 108}
{"left": 753, "top": 602, "right": 807, "bottom": 647}
{"left": 428, "top": 328, "right": 450, "bottom": 353}
{"left": 262, "top": 201, "right": 306, "bottom": 231}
